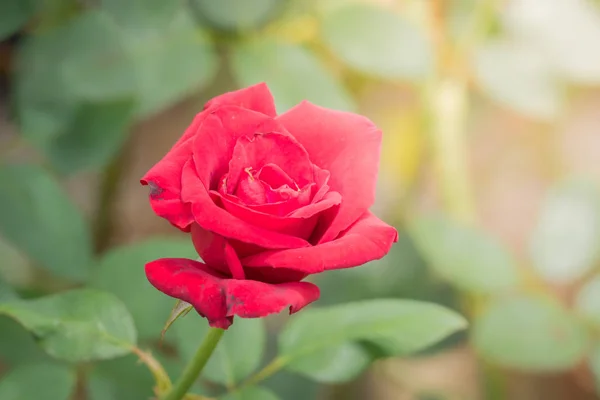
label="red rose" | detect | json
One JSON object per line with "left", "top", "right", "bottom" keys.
{"left": 142, "top": 84, "right": 398, "bottom": 329}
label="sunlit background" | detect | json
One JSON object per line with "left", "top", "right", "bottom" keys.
{"left": 1, "top": 0, "right": 600, "bottom": 399}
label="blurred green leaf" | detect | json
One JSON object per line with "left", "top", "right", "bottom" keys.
{"left": 474, "top": 39, "right": 563, "bottom": 120}
{"left": 88, "top": 373, "right": 119, "bottom": 400}
{"left": 93, "top": 355, "right": 154, "bottom": 400}
{"left": 0, "top": 316, "right": 49, "bottom": 366}
{"left": 93, "top": 349, "right": 207, "bottom": 400}
{"left": 0, "top": 363, "right": 76, "bottom": 400}
{"left": 0, "top": 164, "right": 92, "bottom": 281}
{"left": 175, "top": 316, "right": 265, "bottom": 386}
{"left": 0, "top": 289, "right": 137, "bottom": 362}
{"left": 410, "top": 214, "right": 519, "bottom": 294}
{"left": 284, "top": 342, "right": 372, "bottom": 383}
{"left": 529, "top": 181, "right": 600, "bottom": 283}
{"left": 100, "top": 0, "right": 182, "bottom": 27}
{"left": 59, "top": 11, "right": 136, "bottom": 101}
{"left": 0, "top": 0, "right": 37, "bottom": 40}
{"left": 122, "top": 9, "right": 218, "bottom": 117}
{"left": 575, "top": 275, "right": 600, "bottom": 329}
{"left": 473, "top": 295, "right": 589, "bottom": 371}
{"left": 504, "top": 0, "right": 600, "bottom": 84}
{"left": 90, "top": 238, "right": 196, "bottom": 340}
{"left": 0, "top": 237, "right": 31, "bottom": 288}
{"left": 14, "top": 8, "right": 217, "bottom": 169}
{"left": 263, "top": 370, "right": 320, "bottom": 400}
{"left": 321, "top": 4, "right": 433, "bottom": 80}
{"left": 231, "top": 40, "right": 355, "bottom": 113}
{"left": 191, "top": 0, "right": 281, "bottom": 31}
{"left": 0, "top": 276, "right": 17, "bottom": 302}
{"left": 279, "top": 299, "right": 466, "bottom": 376}
{"left": 47, "top": 98, "right": 136, "bottom": 173}
{"left": 221, "top": 386, "right": 280, "bottom": 400}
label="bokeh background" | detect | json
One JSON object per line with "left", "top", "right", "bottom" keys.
{"left": 2, "top": 0, "right": 600, "bottom": 399}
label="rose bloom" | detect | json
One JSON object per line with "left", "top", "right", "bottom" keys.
{"left": 142, "top": 84, "right": 398, "bottom": 329}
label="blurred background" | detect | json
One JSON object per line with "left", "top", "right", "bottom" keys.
{"left": 1, "top": 0, "right": 600, "bottom": 399}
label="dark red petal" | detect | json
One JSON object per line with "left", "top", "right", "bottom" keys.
{"left": 311, "top": 165, "right": 331, "bottom": 204}
{"left": 145, "top": 258, "right": 320, "bottom": 329}
{"left": 203, "top": 82, "right": 277, "bottom": 117}
{"left": 257, "top": 163, "right": 296, "bottom": 190}
{"left": 213, "top": 190, "right": 341, "bottom": 240}
{"left": 277, "top": 102, "right": 383, "bottom": 242}
{"left": 233, "top": 174, "right": 268, "bottom": 205}
{"left": 192, "top": 107, "right": 288, "bottom": 190}
{"left": 191, "top": 224, "right": 245, "bottom": 279}
{"left": 181, "top": 158, "right": 310, "bottom": 249}
{"left": 140, "top": 111, "right": 208, "bottom": 231}
{"left": 226, "top": 133, "right": 314, "bottom": 194}
{"left": 242, "top": 211, "right": 398, "bottom": 274}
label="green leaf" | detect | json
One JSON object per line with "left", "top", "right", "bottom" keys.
{"left": 90, "top": 238, "right": 196, "bottom": 340}
{"left": 14, "top": 8, "right": 217, "bottom": 159}
{"left": 46, "top": 98, "right": 136, "bottom": 173}
{"left": 58, "top": 11, "right": 137, "bottom": 101}
{"left": 92, "top": 355, "right": 154, "bottom": 400}
{"left": 321, "top": 4, "right": 433, "bottom": 80}
{"left": 93, "top": 351, "right": 208, "bottom": 400}
{"left": 175, "top": 316, "right": 266, "bottom": 386}
{"left": 191, "top": 0, "right": 281, "bottom": 31}
{"left": 0, "top": 316, "right": 49, "bottom": 366}
{"left": 279, "top": 299, "right": 466, "bottom": 376}
{"left": 0, "top": 276, "right": 18, "bottom": 302}
{"left": 0, "top": 237, "right": 31, "bottom": 288}
{"left": 0, "top": 164, "right": 93, "bottom": 281}
{"left": 263, "top": 370, "right": 320, "bottom": 400}
{"left": 529, "top": 181, "right": 600, "bottom": 283}
{"left": 221, "top": 386, "right": 280, "bottom": 400}
{"left": 100, "top": 0, "right": 182, "bottom": 27}
{"left": 0, "top": 0, "right": 37, "bottom": 40}
{"left": 410, "top": 214, "right": 519, "bottom": 294}
{"left": 122, "top": 9, "right": 218, "bottom": 117}
{"left": 14, "top": 11, "right": 134, "bottom": 151}
{"left": 473, "top": 295, "right": 589, "bottom": 371}
{"left": 0, "top": 289, "right": 137, "bottom": 362}
{"left": 0, "top": 363, "right": 76, "bottom": 400}
{"left": 231, "top": 40, "right": 355, "bottom": 113}
{"left": 575, "top": 275, "right": 600, "bottom": 328}
{"left": 284, "top": 342, "right": 372, "bottom": 383}
{"left": 473, "top": 39, "right": 563, "bottom": 120}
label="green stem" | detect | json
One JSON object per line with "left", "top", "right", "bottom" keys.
{"left": 161, "top": 328, "right": 225, "bottom": 400}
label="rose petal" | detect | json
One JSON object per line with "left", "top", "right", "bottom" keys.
{"left": 140, "top": 112, "right": 207, "bottom": 231}
{"left": 226, "top": 133, "right": 314, "bottom": 194}
{"left": 145, "top": 258, "right": 320, "bottom": 329}
{"left": 278, "top": 101, "right": 383, "bottom": 242}
{"left": 257, "top": 164, "right": 296, "bottom": 190}
{"left": 203, "top": 82, "right": 277, "bottom": 117}
{"left": 192, "top": 107, "right": 288, "bottom": 191}
{"left": 213, "top": 190, "right": 342, "bottom": 240}
{"left": 181, "top": 158, "right": 310, "bottom": 249}
{"left": 141, "top": 84, "right": 278, "bottom": 231}
{"left": 191, "top": 224, "right": 245, "bottom": 279}
{"left": 242, "top": 211, "right": 398, "bottom": 274}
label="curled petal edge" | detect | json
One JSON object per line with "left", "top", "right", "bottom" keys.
{"left": 145, "top": 258, "right": 320, "bottom": 329}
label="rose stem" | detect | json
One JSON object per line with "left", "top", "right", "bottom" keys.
{"left": 161, "top": 327, "right": 225, "bottom": 400}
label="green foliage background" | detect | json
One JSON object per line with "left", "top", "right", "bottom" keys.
{"left": 2, "top": 0, "right": 600, "bottom": 399}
